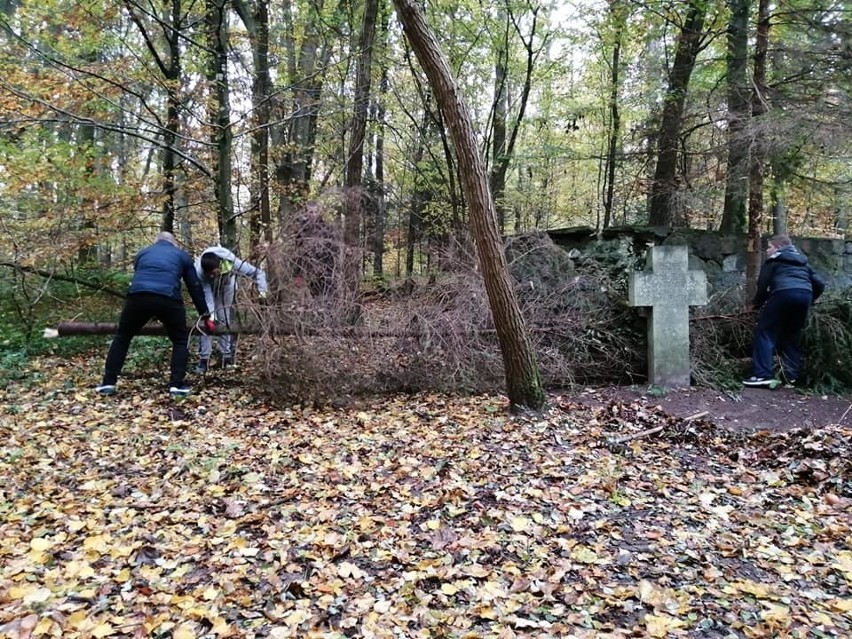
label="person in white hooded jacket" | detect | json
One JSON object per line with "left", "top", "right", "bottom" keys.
{"left": 195, "top": 246, "right": 268, "bottom": 372}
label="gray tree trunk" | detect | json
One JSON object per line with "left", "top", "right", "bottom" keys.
{"left": 648, "top": 1, "right": 707, "bottom": 227}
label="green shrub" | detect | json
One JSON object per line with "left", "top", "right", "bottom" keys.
{"left": 802, "top": 291, "right": 852, "bottom": 393}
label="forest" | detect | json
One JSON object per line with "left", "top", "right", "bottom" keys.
{"left": 1, "top": 0, "right": 851, "bottom": 402}
{"left": 1, "top": 3, "right": 851, "bottom": 637}
{"left": 1, "top": 0, "right": 849, "bottom": 268}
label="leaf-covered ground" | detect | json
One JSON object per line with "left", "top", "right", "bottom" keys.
{"left": 1, "top": 355, "right": 850, "bottom": 638}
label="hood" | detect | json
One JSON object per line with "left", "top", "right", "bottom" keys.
{"left": 770, "top": 245, "right": 807, "bottom": 266}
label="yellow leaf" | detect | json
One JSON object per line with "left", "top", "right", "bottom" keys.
{"left": 373, "top": 599, "right": 392, "bottom": 613}
{"left": 67, "top": 610, "right": 89, "bottom": 629}
{"left": 67, "top": 519, "right": 87, "bottom": 532}
{"left": 22, "top": 587, "right": 52, "bottom": 605}
{"left": 65, "top": 560, "right": 95, "bottom": 579}
{"left": 828, "top": 597, "right": 852, "bottom": 613}
{"left": 441, "top": 583, "right": 458, "bottom": 595}
{"left": 511, "top": 516, "right": 530, "bottom": 532}
{"left": 727, "top": 580, "right": 772, "bottom": 598}
{"left": 570, "top": 545, "right": 598, "bottom": 564}
{"left": 33, "top": 617, "right": 53, "bottom": 636}
{"left": 91, "top": 622, "right": 114, "bottom": 638}
{"left": 760, "top": 603, "right": 791, "bottom": 627}
{"left": 644, "top": 613, "right": 686, "bottom": 637}
{"left": 83, "top": 535, "right": 109, "bottom": 553}
{"left": 202, "top": 587, "right": 220, "bottom": 600}
{"left": 337, "top": 562, "right": 364, "bottom": 579}
{"left": 284, "top": 609, "right": 310, "bottom": 626}
{"left": 831, "top": 551, "right": 852, "bottom": 575}
{"left": 173, "top": 624, "right": 196, "bottom": 639}
{"left": 30, "top": 537, "right": 52, "bottom": 551}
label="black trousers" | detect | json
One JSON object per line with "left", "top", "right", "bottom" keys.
{"left": 751, "top": 289, "right": 812, "bottom": 380}
{"left": 102, "top": 293, "right": 189, "bottom": 388}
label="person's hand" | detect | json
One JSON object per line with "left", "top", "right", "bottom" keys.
{"left": 204, "top": 317, "right": 217, "bottom": 333}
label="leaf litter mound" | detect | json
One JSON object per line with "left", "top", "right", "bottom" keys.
{"left": 0, "top": 356, "right": 850, "bottom": 638}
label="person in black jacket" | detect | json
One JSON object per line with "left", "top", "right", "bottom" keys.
{"left": 95, "top": 232, "right": 211, "bottom": 397}
{"left": 743, "top": 234, "right": 826, "bottom": 387}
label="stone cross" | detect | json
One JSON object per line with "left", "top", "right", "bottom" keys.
{"left": 628, "top": 245, "right": 707, "bottom": 388}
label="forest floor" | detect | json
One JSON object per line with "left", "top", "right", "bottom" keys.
{"left": 0, "top": 353, "right": 849, "bottom": 638}
{"left": 571, "top": 384, "right": 852, "bottom": 433}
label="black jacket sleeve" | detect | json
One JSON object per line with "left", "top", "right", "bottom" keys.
{"left": 809, "top": 268, "right": 826, "bottom": 302}
{"left": 752, "top": 260, "right": 774, "bottom": 308}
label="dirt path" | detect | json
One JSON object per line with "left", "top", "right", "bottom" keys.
{"left": 570, "top": 385, "right": 852, "bottom": 432}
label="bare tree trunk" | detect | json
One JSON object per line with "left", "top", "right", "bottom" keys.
{"left": 393, "top": 0, "right": 545, "bottom": 411}
{"left": 372, "top": 66, "right": 389, "bottom": 276}
{"left": 123, "top": 0, "right": 185, "bottom": 237}
{"left": 406, "top": 121, "right": 428, "bottom": 277}
{"left": 234, "top": 0, "right": 272, "bottom": 253}
{"left": 602, "top": 0, "right": 625, "bottom": 229}
{"left": 344, "top": 0, "right": 379, "bottom": 247}
{"left": 488, "top": 3, "right": 539, "bottom": 236}
{"left": 206, "top": 0, "right": 236, "bottom": 249}
{"left": 648, "top": 1, "right": 707, "bottom": 227}
{"left": 490, "top": 8, "right": 508, "bottom": 234}
{"left": 273, "top": 0, "right": 327, "bottom": 221}
{"left": 746, "top": 0, "right": 770, "bottom": 303}
{"left": 720, "top": 0, "right": 750, "bottom": 234}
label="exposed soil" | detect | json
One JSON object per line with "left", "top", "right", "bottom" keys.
{"left": 570, "top": 384, "right": 852, "bottom": 432}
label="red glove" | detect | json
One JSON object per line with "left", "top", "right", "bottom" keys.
{"left": 204, "top": 318, "right": 217, "bottom": 333}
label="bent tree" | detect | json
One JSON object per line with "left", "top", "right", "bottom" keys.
{"left": 392, "top": 0, "right": 545, "bottom": 412}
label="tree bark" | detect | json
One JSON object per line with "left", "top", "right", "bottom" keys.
{"left": 648, "top": 1, "right": 707, "bottom": 227}
{"left": 234, "top": 0, "right": 273, "bottom": 253}
{"left": 488, "top": 4, "right": 539, "bottom": 236}
{"left": 372, "top": 65, "right": 389, "bottom": 276}
{"left": 206, "top": 0, "right": 236, "bottom": 249}
{"left": 273, "top": 0, "right": 328, "bottom": 221}
{"left": 720, "top": 0, "right": 750, "bottom": 234}
{"left": 392, "top": 0, "right": 545, "bottom": 411}
{"left": 490, "top": 8, "right": 508, "bottom": 234}
{"left": 602, "top": 0, "right": 626, "bottom": 229}
{"left": 344, "top": 0, "right": 379, "bottom": 247}
{"left": 746, "top": 0, "right": 770, "bottom": 302}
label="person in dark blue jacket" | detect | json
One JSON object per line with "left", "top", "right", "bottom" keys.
{"left": 743, "top": 235, "right": 826, "bottom": 387}
{"left": 96, "top": 232, "right": 211, "bottom": 397}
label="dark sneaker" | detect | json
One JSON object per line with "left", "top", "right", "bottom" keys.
{"left": 95, "top": 384, "right": 117, "bottom": 396}
{"left": 169, "top": 385, "right": 192, "bottom": 398}
{"left": 195, "top": 359, "right": 209, "bottom": 374}
{"left": 222, "top": 356, "right": 235, "bottom": 369}
{"left": 742, "top": 376, "right": 773, "bottom": 387}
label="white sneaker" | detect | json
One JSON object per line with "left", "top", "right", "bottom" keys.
{"left": 742, "top": 376, "right": 773, "bottom": 387}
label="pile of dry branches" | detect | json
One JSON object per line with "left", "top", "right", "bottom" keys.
{"left": 240, "top": 230, "right": 648, "bottom": 404}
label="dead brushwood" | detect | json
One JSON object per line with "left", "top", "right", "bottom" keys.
{"left": 237, "top": 231, "right": 650, "bottom": 404}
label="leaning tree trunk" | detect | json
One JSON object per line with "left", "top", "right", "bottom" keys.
{"left": 648, "top": 1, "right": 707, "bottom": 227}
{"left": 393, "top": 0, "right": 545, "bottom": 411}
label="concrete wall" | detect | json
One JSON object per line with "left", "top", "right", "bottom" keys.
{"left": 546, "top": 226, "right": 851, "bottom": 295}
